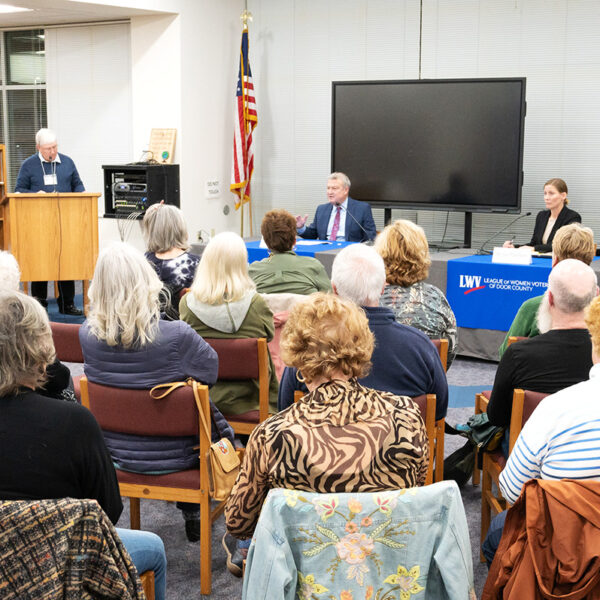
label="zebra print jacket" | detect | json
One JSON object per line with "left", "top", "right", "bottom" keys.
{"left": 225, "top": 378, "right": 429, "bottom": 539}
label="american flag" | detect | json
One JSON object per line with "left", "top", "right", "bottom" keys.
{"left": 231, "top": 26, "right": 257, "bottom": 210}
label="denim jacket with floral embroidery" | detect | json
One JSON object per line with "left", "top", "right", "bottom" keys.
{"left": 242, "top": 481, "right": 475, "bottom": 600}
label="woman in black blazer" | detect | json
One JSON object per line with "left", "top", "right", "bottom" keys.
{"left": 504, "top": 178, "right": 581, "bottom": 253}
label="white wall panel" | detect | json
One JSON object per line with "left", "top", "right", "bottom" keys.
{"left": 46, "top": 23, "right": 132, "bottom": 218}
{"left": 250, "top": 0, "right": 421, "bottom": 234}
{"left": 249, "top": 0, "right": 600, "bottom": 245}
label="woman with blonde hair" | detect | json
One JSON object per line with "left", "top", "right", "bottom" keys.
{"left": 142, "top": 202, "right": 200, "bottom": 314}
{"left": 225, "top": 292, "right": 428, "bottom": 540}
{"left": 375, "top": 219, "right": 457, "bottom": 366}
{"left": 79, "top": 242, "right": 232, "bottom": 541}
{"left": 180, "top": 231, "right": 279, "bottom": 416}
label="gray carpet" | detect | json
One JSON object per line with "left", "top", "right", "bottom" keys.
{"left": 67, "top": 356, "right": 499, "bottom": 599}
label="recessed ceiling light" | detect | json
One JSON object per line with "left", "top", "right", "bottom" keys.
{"left": 0, "top": 4, "right": 33, "bottom": 13}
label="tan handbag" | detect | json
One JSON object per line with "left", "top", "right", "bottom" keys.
{"left": 150, "top": 379, "right": 241, "bottom": 501}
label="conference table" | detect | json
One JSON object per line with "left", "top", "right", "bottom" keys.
{"left": 426, "top": 250, "right": 600, "bottom": 361}
{"left": 189, "top": 240, "right": 600, "bottom": 362}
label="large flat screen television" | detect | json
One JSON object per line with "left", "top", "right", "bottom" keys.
{"left": 331, "top": 78, "right": 526, "bottom": 214}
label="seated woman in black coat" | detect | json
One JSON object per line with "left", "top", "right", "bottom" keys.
{"left": 504, "top": 178, "right": 581, "bottom": 253}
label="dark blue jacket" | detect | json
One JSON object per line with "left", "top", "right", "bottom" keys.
{"left": 278, "top": 306, "right": 448, "bottom": 420}
{"left": 80, "top": 319, "right": 234, "bottom": 473}
{"left": 15, "top": 153, "right": 84, "bottom": 193}
{"left": 299, "top": 197, "right": 376, "bottom": 242}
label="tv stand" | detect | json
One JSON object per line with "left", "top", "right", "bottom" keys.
{"left": 382, "top": 208, "right": 473, "bottom": 248}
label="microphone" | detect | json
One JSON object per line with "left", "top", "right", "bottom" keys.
{"left": 477, "top": 212, "right": 532, "bottom": 255}
{"left": 338, "top": 203, "right": 372, "bottom": 243}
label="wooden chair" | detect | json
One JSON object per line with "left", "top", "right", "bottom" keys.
{"left": 479, "top": 388, "right": 548, "bottom": 561}
{"left": 204, "top": 337, "right": 270, "bottom": 434}
{"left": 431, "top": 338, "right": 449, "bottom": 372}
{"left": 472, "top": 334, "right": 524, "bottom": 485}
{"left": 296, "top": 390, "right": 442, "bottom": 484}
{"left": 411, "top": 394, "right": 438, "bottom": 485}
{"left": 139, "top": 571, "right": 155, "bottom": 600}
{"left": 80, "top": 376, "right": 223, "bottom": 595}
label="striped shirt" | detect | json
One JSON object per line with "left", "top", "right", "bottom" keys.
{"left": 500, "top": 363, "right": 600, "bottom": 504}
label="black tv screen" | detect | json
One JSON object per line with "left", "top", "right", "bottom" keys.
{"left": 331, "top": 78, "right": 526, "bottom": 213}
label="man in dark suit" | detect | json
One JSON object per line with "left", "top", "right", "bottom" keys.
{"left": 296, "top": 172, "right": 376, "bottom": 242}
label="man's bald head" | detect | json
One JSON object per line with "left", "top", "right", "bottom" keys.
{"left": 548, "top": 258, "right": 598, "bottom": 315}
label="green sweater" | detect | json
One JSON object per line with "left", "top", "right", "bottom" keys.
{"left": 248, "top": 251, "right": 331, "bottom": 295}
{"left": 498, "top": 294, "right": 542, "bottom": 358}
{"left": 179, "top": 292, "right": 279, "bottom": 415}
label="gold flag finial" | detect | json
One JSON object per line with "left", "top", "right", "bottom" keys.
{"left": 240, "top": 9, "right": 253, "bottom": 25}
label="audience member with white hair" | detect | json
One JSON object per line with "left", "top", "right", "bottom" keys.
{"left": 0, "top": 251, "right": 20, "bottom": 291}
{"left": 79, "top": 242, "right": 233, "bottom": 543}
{"left": 482, "top": 292, "right": 600, "bottom": 567}
{"left": 487, "top": 259, "right": 598, "bottom": 443}
{"left": 278, "top": 243, "right": 448, "bottom": 419}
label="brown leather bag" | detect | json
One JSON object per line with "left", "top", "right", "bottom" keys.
{"left": 150, "top": 379, "right": 241, "bottom": 501}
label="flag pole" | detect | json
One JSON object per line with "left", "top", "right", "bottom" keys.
{"left": 241, "top": 7, "right": 251, "bottom": 239}
{"left": 240, "top": 194, "right": 244, "bottom": 236}
{"left": 232, "top": 7, "right": 256, "bottom": 239}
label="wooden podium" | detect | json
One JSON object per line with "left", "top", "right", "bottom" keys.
{"left": 2, "top": 192, "right": 100, "bottom": 306}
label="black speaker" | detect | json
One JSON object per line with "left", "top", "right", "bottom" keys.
{"left": 102, "top": 163, "right": 180, "bottom": 218}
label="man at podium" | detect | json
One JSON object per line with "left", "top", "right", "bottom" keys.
{"left": 14, "top": 128, "right": 84, "bottom": 315}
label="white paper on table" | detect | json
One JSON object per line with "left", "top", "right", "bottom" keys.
{"left": 492, "top": 246, "right": 533, "bottom": 265}
{"left": 294, "top": 239, "right": 331, "bottom": 246}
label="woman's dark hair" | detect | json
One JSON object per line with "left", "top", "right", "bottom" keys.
{"left": 261, "top": 209, "right": 297, "bottom": 253}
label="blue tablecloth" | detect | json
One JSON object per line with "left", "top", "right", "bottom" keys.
{"left": 446, "top": 255, "right": 552, "bottom": 331}
{"left": 245, "top": 240, "right": 354, "bottom": 263}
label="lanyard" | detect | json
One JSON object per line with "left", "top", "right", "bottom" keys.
{"left": 39, "top": 155, "right": 57, "bottom": 179}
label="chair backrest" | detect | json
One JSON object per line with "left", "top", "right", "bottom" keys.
{"left": 50, "top": 321, "right": 83, "bottom": 363}
{"left": 507, "top": 335, "right": 527, "bottom": 347}
{"left": 0, "top": 497, "right": 144, "bottom": 599}
{"left": 204, "top": 337, "right": 267, "bottom": 380}
{"left": 80, "top": 377, "right": 206, "bottom": 438}
{"left": 431, "top": 338, "right": 449, "bottom": 372}
{"left": 243, "top": 482, "right": 474, "bottom": 600}
{"left": 412, "top": 393, "right": 436, "bottom": 485}
{"left": 204, "top": 337, "right": 270, "bottom": 427}
{"left": 294, "top": 390, "right": 304, "bottom": 404}
{"left": 508, "top": 388, "right": 549, "bottom": 454}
